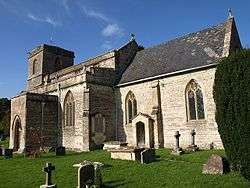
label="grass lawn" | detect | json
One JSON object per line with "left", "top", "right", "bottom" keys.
{"left": 0, "top": 143, "right": 249, "bottom": 188}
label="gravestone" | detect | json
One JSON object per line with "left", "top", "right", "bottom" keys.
{"left": 202, "top": 154, "right": 229, "bottom": 174}
{"left": 40, "top": 163, "right": 56, "bottom": 188}
{"left": 78, "top": 163, "right": 95, "bottom": 188}
{"left": 24, "top": 147, "right": 41, "bottom": 158}
{"left": 140, "top": 149, "right": 156, "bottom": 164}
{"left": 172, "top": 131, "right": 183, "bottom": 155}
{"left": 187, "top": 129, "right": 199, "bottom": 151}
{"left": 55, "top": 146, "right": 65, "bottom": 156}
{"left": 74, "top": 161, "right": 104, "bottom": 188}
{"left": 3, "top": 148, "right": 13, "bottom": 159}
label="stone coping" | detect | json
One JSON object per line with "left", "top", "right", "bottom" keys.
{"left": 103, "top": 141, "right": 128, "bottom": 146}
{"left": 108, "top": 147, "right": 145, "bottom": 153}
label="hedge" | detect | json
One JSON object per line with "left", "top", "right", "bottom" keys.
{"left": 213, "top": 49, "right": 250, "bottom": 180}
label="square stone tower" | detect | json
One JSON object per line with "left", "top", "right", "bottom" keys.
{"left": 27, "top": 44, "right": 74, "bottom": 90}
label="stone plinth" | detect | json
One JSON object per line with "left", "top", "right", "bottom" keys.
{"left": 103, "top": 141, "right": 128, "bottom": 150}
{"left": 110, "top": 147, "right": 144, "bottom": 161}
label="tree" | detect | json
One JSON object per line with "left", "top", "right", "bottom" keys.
{"left": 0, "top": 98, "right": 11, "bottom": 137}
{"left": 213, "top": 49, "right": 250, "bottom": 180}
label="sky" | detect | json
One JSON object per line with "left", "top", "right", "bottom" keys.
{"left": 0, "top": 0, "right": 249, "bottom": 98}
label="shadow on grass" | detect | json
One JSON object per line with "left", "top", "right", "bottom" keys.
{"left": 103, "top": 179, "right": 131, "bottom": 188}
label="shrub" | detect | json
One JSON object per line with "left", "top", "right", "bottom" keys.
{"left": 213, "top": 49, "right": 250, "bottom": 180}
{"left": 0, "top": 98, "right": 10, "bottom": 136}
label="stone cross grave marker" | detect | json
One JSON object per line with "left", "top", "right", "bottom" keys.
{"left": 191, "top": 129, "right": 196, "bottom": 146}
{"left": 40, "top": 163, "right": 56, "bottom": 188}
{"left": 187, "top": 129, "right": 199, "bottom": 151}
{"left": 173, "top": 131, "right": 183, "bottom": 155}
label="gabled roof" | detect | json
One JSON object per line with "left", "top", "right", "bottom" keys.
{"left": 118, "top": 18, "right": 241, "bottom": 85}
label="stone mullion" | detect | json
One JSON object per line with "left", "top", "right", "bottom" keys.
{"left": 194, "top": 89, "right": 198, "bottom": 120}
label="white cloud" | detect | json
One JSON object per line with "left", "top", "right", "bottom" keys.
{"left": 27, "top": 13, "right": 61, "bottom": 27}
{"left": 62, "top": 0, "right": 70, "bottom": 13}
{"left": 101, "top": 24, "right": 123, "bottom": 37}
{"left": 81, "top": 6, "right": 110, "bottom": 23}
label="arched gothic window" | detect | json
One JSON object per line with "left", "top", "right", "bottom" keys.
{"left": 125, "top": 91, "right": 137, "bottom": 123}
{"left": 186, "top": 80, "right": 205, "bottom": 121}
{"left": 54, "top": 57, "right": 61, "bottom": 72}
{"left": 32, "top": 59, "right": 39, "bottom": 74}
{"left": 64, "top": 91, "right": 75, "bottom": 127}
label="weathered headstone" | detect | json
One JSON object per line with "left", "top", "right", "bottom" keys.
{"left": 187, "top": 129, "right": 199, "bottom": 151}
{"left": 55, "top": 146, "right": 65, "bottom": 156}
{"left": 74, "top": 161, "right": 104, "bottom": 188}
{"left": 78, "top": 163, "right": 95, "bottom": 188}
{"left": 140, "top": 149, "right": 156, "bottom": 164}
{"left": 40, "top": 163, "right": 56, "bottom": 188}
{"left": 3, "top": 148, "right": 13, "bottom": 159}
{"left": 172, "top": 131, "right": 183, "bottom": 155}
{"left": 202, "top": 154, "right": 229, "bottom": 174}
{"left": 25, "top": 147, "right": 41, "bottom": 158}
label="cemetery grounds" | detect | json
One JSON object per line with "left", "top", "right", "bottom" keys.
{"left": 0, "top": 139, "right": 249, "bottom": 188}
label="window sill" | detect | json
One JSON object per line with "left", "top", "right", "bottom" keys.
{"left": 186, "top": 119, "right": 207, "bottom": 125}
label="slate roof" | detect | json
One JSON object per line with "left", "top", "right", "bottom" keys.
{"left": 119, "top": 22, "right": 227, "bottom": 85}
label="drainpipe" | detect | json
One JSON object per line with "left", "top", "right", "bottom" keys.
{"left": 57, "top": 83, "right": 61, "bottom": 147}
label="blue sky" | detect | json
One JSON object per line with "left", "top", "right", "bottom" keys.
{"left": 0, "top": 0, "right": 249, "bottom": 98}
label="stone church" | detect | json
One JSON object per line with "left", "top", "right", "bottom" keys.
{"left": 9, "top": 15, "right": 242, "bottom": 153}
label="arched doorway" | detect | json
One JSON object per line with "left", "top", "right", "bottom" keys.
{"left": 136, "top": 122, "right": 145, "bottom": 147}
{"left": 13, "top": 116, "right": 21, "bottom": 152}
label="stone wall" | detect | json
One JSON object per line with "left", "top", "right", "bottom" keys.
{"left": 117, "top": 67, "right": 223, "bottom": 149}
{"left": 89, "top": 83, "right": 116, "bottom": 149}
{"left": 10, "top": 93, "right": 59, "bottom": 152}
{"left": 56, "top": 83, "right": 89, "bottom": 151}
{"left": 9, "top": 94, "right": 27, "bottom": 152}
{"left": 115, "top": 40, "right": 140, "bottom": 77}
{"left": 27, "top": 44, "right": 74, "bottom": 91}
{"left": 25, "top": 93, "right": 58, "bottom": 150}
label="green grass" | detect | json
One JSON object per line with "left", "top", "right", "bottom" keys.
{"left": 0, "top": 149, "right": 249, "bottom": 188}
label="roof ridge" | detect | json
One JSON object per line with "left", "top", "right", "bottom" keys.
{"left": 139, "top": 21, "right": 227, "bottom": 53}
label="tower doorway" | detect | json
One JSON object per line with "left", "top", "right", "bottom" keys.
{"left": 13, "top": 117, "right": 21, "bottom": 152}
